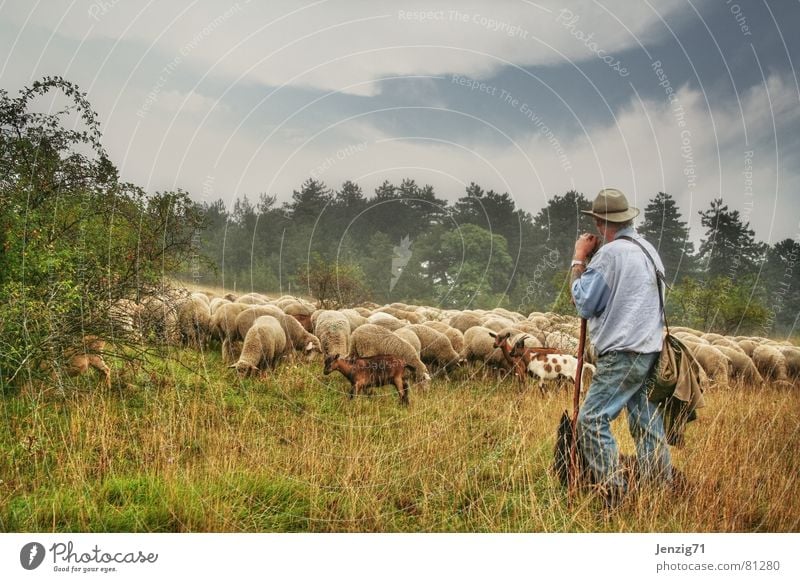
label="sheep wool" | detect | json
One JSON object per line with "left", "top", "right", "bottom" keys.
{"left": 230, "top": 315, "right": 287, "bottom": 377}
{"left": 407, "top": 324, "right": 461, "bottom": 369}
{"left": 315, "top": 313, "right": 351, "bottom": 358}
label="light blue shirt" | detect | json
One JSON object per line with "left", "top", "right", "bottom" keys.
{"left": 571, "top": 227, "right": 665, "bottom": 355}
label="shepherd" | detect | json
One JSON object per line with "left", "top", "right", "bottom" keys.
{"left": 570, "top": 188, "right": 673, "bottom": 509}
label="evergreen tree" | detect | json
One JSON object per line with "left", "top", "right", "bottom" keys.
{"left": 638, "top": 192, "right": 695, "bottom": 282}
{"left": 697, "top": 198, "right": 763, "bottom": 279}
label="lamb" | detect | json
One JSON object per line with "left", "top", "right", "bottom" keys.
{"left": 714, "top": 345, "right": 764, "bottom": 384}
{"left": 314, "top": 312, "right": 351, "bottom": 358}
{"left": 229, "top": 315, "right": 287, "bottom": 377}
{"left": 525, "top": 350, "right": 596, "bottom": 394}
{"left": 323, "top": 354, "right": 410, "bottom": 405}
{"left": 176, "top": 295, "right": 212, "bottom": 348}
{"left": 752, "top": 344, "right": 789, "bottom": 383}
{"left": 406, "top": 324, "right": 461, "bottom": 370}
{"left": 350, "top": 324, "right": 430, "bottom": 382}
{"left": 687, "top": 343, "right": 731, "bottom": 386}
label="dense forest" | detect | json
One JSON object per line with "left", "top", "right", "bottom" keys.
{"left": 186, "top": 179, "right": 799, "bottom": 336}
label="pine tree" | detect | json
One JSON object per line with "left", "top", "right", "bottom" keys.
{"left": 697, "top": 198, "right": 763, "bottom": 279}
{"left": 638, "top": 192, "right": 695, "bottom": 281}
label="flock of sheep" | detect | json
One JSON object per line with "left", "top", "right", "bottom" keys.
{"left": 95, "top": 287, "right": 800, "bottom": 403}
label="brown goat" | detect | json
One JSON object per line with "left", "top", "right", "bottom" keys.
{"left": 323, "top": 354, "right": 410, "bottom": 405}
{"left": 489, "top": 331, "right": 528, "bottom": 383}
{"left": 489, "top": 331, "right": 560, "bottom": 392}
{"left": 56, "top": 336, "right": 111, "bottom": 387}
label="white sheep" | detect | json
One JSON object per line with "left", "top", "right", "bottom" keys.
{"left": 229, "top": 315, "right": 287, "bottom": 377}
{"left": 235, "top": 306, "right": 286, "bottom": 341}
{"left": 407, "top": 324, "right": 462, "bottom": 370}
{"left": 778, "top": 346, "right": 800, "bottom": 381}
{"left": 210, "top": 302, "right": 250, "bottom": 362}
{"left": 314, "top": 312, "right": 351, "bottom": 358}
{"left": 449, "top": 312, "right": 485, "bottom": 334}
{"left": 337, "top": 308, "right": 368, "bottom": 330}
{"left": 423, "top": 321, "right": 465, "bottom": 354}
{"left": 714, "top": 345, "right": 764, "bottom": 385}
{"left": 460, "top": 325, "right": 509, "bottom": 370}
{"left": 209, "top": 297, "right": 231, "bottom": 315}
{"left": 736, "top": 339, "right": 759, "bottom": 357}
{"left": 109, "top": 298, "right": 144, "bottom": 341}
{"left": 752, "top": 344, "right": 789, "bottom": 383}
{"left": 350, "top": 324, "right": 430, "bottom": 382}
{"left": 176, "top": 295, "right": 212, "bottom": 348}
{"left": 481, "top": 316, "right": 516, "bottom": 333}
{"left": 393, "top": 326, "right": 422, "bottom": 355}
{"left": 688, "top": 343, "right": 731, "bottom": 386}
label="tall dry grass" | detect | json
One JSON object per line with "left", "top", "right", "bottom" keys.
{"left": 1, "top": 347, "right": 798, "bottom": 532}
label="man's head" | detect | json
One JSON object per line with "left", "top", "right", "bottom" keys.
{"left": 581, "top": 188, "right": 639, "bottom": 241}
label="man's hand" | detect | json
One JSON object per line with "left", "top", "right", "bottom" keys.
{"left": 574, "top": 233, "right": 600, "bottom": 261}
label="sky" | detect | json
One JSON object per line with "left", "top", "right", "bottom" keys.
{"left": 2, "top": 0, "right": 799, "bottom": 244}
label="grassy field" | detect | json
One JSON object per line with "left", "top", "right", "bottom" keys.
{"left": 1, "top": 346, "right": 798, "bottom": 533}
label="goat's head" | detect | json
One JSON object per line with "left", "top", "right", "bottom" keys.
{"left": 490, "top": 331, "right": 512, "bottom": 349}
{"left": 510, "top": 335, "right": 530, "bottom": 357}
{"left": 323, "top": 353, "right": 340, "bottom": 375}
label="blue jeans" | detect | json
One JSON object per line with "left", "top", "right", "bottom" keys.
{"left": 577, "top": 351, "right": 672, "bottom": 491}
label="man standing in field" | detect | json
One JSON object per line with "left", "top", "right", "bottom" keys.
{"left": 570, "top": 188, "right": 672, "bottom": 508}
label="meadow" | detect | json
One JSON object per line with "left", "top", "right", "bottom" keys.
{"left": 1, "top": 346, "right": 798, "bottom": 533}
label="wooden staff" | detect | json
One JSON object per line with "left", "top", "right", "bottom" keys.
{"left": 569, "top": 317, "right": 588, "bottom": 503}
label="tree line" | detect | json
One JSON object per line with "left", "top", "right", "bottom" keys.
{"left": 189, "top": 179, "right": 799, "bottom": 336}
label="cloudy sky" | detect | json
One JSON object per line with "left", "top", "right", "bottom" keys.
{"left": 2, "top": 0, "right": 798, "bottom": 242}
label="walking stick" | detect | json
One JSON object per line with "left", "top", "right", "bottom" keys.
{"left": 569, "top": 317, "right": 588, "bottom": 504}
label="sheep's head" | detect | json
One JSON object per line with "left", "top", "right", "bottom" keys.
{"left": 229, "top": 361, "right": 257, "bottom": 378}
{"left": 323, "top": 354, "right": 340, "bottom": 375}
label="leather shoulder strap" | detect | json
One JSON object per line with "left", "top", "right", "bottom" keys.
{"left": 616, "top": 235, "right": 670, "bottom": 333}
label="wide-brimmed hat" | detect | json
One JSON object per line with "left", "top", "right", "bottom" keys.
{"left": 581, "top": 188, "right": 640, "bottom": 223}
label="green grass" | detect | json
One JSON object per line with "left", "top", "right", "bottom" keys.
{"left": 1, "top": 347, "right": 798, "bottom": 532}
